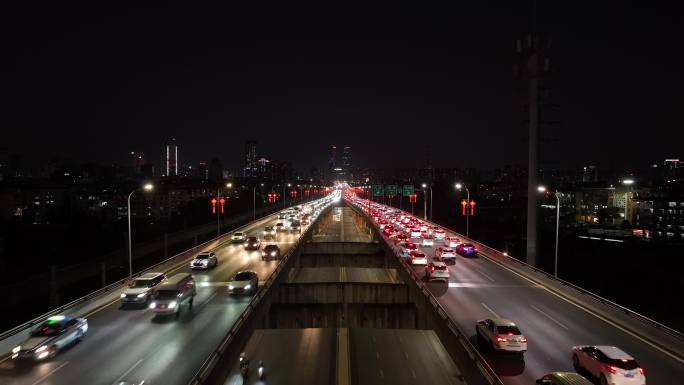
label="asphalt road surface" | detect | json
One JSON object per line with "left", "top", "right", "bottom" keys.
{"left": 362, "top": 199, "right": 683, "bottom": 385}
{"left": 0, "top": 208, "right": 320, "bottom": 385}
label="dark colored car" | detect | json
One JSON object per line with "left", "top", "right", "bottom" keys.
{"left": 244, "top": 236, "right": 261, "bottom": 250}
{"left": 456, "top": 243, "right": 478, "bottom": 256}
{"left": 262, "top": 244, "right": 281, "bottom": 260}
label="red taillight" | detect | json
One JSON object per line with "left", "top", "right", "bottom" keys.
{"left": 520, "top": 337, "right": 527, "bottom": 343}
{"left": 496, "top": 337, "right": 507, "bottom": 343}
{"left": 607, "top": 366, "right": 619, "bottom": 374}
{"left": 638, "top": 368, "right": 645, "bottom": 376}
{"left": 430, "top": 266, "right": 435, "bottom": 271}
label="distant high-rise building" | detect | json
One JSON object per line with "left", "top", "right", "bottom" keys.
{"left": 130, "top": 151, "right": 144, "bottom": 174}
{"left": 244, "top": 140, "right": 258, "bottom": 177}
{"left": 582, "top": 165, "right": 597, "bottom": 183}
{"left": 198, "top": 161, "right": 208, "bottom": 180}
{"left": 165, "top": 138, "right": 178, "bottom": 177}
{"left": 342, "top": 146, "right": 351, "bottom": 180}
{"left": 328, "top": 145, "right": 337, "bottom": 180}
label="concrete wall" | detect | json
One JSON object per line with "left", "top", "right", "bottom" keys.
{"left": 270, "top": 303, "right": 417, "bottom": 329}
{"left": 277, "top": 282, "right": 409, "bottom": 304}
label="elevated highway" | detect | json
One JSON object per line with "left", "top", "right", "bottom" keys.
{"left": 348, "top": 194, "right": 684, "bottom": 385}
{"left": 0, "top": 195, "right": 336, "bottom": 385}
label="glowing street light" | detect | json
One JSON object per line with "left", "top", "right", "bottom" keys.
{"left": 421, "top": 183, "right": 432, "bottom": 221}
{"left": 128, "top": 183, "right": 154, "bottom": 279}
{"left": 454, "top": 183, "right": 470, "bottom": 237}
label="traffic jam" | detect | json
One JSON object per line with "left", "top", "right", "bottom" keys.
{"left": 345, "top": 190, "right": 648, "bottom": 385}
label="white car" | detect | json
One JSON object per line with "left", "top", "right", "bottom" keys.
{"left": 476, "top": 318, "right": 527, "bottom": 353}
{"left": 435, "top": 247, "right": 457, "bottom": 262}
{"left": 434, "top": 229, "right": 446, "bottom": 240}
{"left": 445, "top": 236, "right": 460, "bottom": 248}
{"left": 421, "top": 235, "right": 434, "bottom": 247}
{"left": 12, "top": 315, "right": 88, "bottom": 360}
{"left": 231, "top": 232, "right": 246, "bottom": 243}
{"left": 190, "top": 251, "right": 218, "bottom": 270}
{"left": 425, "top": 262, "right": 449, "bottom": 282}
{"left": 409, "top": 250, "right": 428, "bottom": 265}
{"left": 120, "top": 272, "right": 167, "bottom": 306}
{"left": 410, "top": 228, "right": 422, "bottom": 238}
{"left": 572, "top": 345, "right": 645, "bottom": 385}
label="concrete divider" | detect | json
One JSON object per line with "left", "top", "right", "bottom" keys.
{"left": 346, "top": 200, "right": 505, "bottom": 385}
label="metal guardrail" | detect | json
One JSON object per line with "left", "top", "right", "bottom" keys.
{"left": 357, "top": 199, "right": 684, "bottom": 360}
{"left": 0, "top": 197, "right": 325, "bottom": 345}
{"left": 463, "top": 237, "right": 684, "bottom": 341}
{"left": 346, "top": 199, "right": 504, "bottom": 385}
{"left": 188, "top": 202, "right": 336, "bottom": 385}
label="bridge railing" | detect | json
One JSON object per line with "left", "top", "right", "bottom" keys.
{"left": 0, "top": 197, "right": 326, "bottom": 358}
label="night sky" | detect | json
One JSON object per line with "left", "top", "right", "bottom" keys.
{"left": 3, "top": 3, "right": 682, "bottom": 173}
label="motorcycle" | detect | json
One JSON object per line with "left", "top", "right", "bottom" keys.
{"left": 239, "top": 353, "right": 249, "bottom": 378}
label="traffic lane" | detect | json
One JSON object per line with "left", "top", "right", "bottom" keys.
{"left": 442, "top": 248, "right": 684, "bottom": 383}
{"left": 113, "top": 290, "right": 254, "bottom": 385}
{"left": 371, "top": 205, "right": 684, "bottom": 383}
{"left": 424, "top": 271, "right": 683, "bottom": 385}
{"left": 111, "top": 230, "right": 305, "bottom": 385}
{"left": 221, "top": 328, "right": 335, "bottom": 385}
{"left": 0, "top": 214, "right": 307, "bottom": 384}
{"left": 351, "top": 328, "right": 463, "bottom": 385}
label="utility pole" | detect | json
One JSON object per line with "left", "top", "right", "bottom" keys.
{"left": 516, "top": 32, "right": 551, "bottom": 268}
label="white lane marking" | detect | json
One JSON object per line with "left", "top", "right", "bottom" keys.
{"left": 474, "top": 268, "right": 495, "bottom": 282}
{"left": 411, "top": 369, "right": 417, "bottom": 379}
{"left": 481, "top": 302, "right": 500, "bottom": 318}
{"left": 404, "top": 351, "right": 409, "bottom": 360}
{"left": 477, "top": 250, "right": 684, "bottom": 364}
{"left": 379, "top": 369, "right": 384, "bottom": 378}
{"left": 111, "top": 359, "right": 143, "bottom": 385}
{"left": 31, "top": 361, "right": 70, "bottom": 385}
{"left": 531, "top": 304, "right": 569, "bottom": 330}
{"left": 376, "top": 351, "right": 380, "bottom": 359}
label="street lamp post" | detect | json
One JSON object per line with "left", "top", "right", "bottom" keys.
{"left": 455, "top": 183, "right": 470, "bottom": 237}
{"left": 127, "top": 183, "right": 153, "bottom": 279}
{"left": 217, "top": 182, "right": 233, "bottom": 236}
{"left": 283, "top": 183, "right": 291, "bottom": 209}
{"left": 421, "top": 183, "right": 432, "bottom": 221}
{"left": 538, "top": 186, "right": 561, "bottom": 277}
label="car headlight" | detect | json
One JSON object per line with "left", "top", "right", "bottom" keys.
{"left": 149, "top": 302, "right": 156, "bottom": 309}
{"left": 137, "top": 293, "right": 146, "bottom": 298}
{"left": 120, "top": 293, "right": 126, "bottom": 298}
{"left": 37, "top": 351, "right": 49, "bottom": 360}
{"left": 244, "top": 284, "right": 252, "bottom": 290}
{"left": 12, "top": 346, "right": 20, "bottom": 354}
{"left": 36, "top": 345, "right": 48, "bottom": 353}
{"left": 271, "top": 252, "right": 276, "bottom": 256}
{"left": 228, "top": 284, "right": 234, "bottom": 290}
{"left": 168, "top": 301, "right": 177, "bottom": 309}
